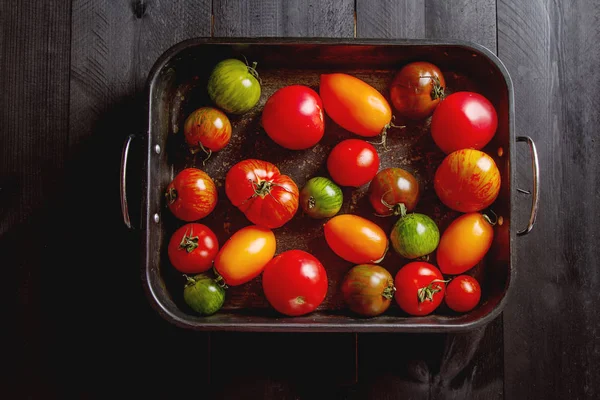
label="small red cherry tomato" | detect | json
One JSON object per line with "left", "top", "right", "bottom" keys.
{"left": 445, "top": 275, "right": 482, "bottom": 313}
{"left": 327, "top": 139, "right": 380, "bottom": 187}
{"left": 394, "top": 262, "right": 446, "bottom": 316}
{"left": 166, "top": 168, "right": 218, "bottom": 221}
{"left": 183, "top": 107, "right": 232, "bottom": 153}
{"left": 167, "top": 223, "right": 219, "bottom": 273}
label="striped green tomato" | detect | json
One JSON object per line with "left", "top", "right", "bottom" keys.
{"left": 183, "top": 274, "right": 226, "bottom": 316}
{"left": 390, "top": 206, "right": 439, "bottom": 259}
{"left": 207, "top": 58, "right": 261, "bottom": 114}
{"left": 300, "top": 177, "right": 343, "bottom": 219}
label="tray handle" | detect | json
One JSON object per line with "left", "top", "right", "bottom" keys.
{"left": 516, "top": 136, "right": 540, "bottom": 236}
{"left": 120, "top": 134, "right": 135, "bottom": 229}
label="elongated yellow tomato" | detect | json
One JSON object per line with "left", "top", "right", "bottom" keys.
{"left": 324, "top": 215, "right": 388, "bottom": 264}
{"left": 319, "top": 73, "right": 393, "bottom": 137}
{"left": 214, "top": 225, "right": 276, "bottom": 286}
{"left": 437, "top": 213, "right": 494, "bottom": 275}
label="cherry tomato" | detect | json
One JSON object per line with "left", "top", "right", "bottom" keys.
{"left": 262, "top": 250, "right": 328, "bottom": 316}
{"left": 167, "top": 223, "right": 219, "bottom": 273}
{"left": 341, "top": 264, "right": 395, "bottom": 317}
{"left": 262, "top": 85, "right": 325, "bottom": 150}
{"left": 437, "top": 213, "right": 495, "bottom": 275}
{"left": 434, "top": 149, "right": 501, "bottom": 213}
{"left": 166, "top": 168, "right": 217, "bottom": 221}
{"left": 183, "top": 107, "right": 232, "bottom": 154}
{"left": 368, "top": 167, "right": 420, "bottom": 216}
{"left": 394, "top": 262, "right": 446, "bottom": 316}
{"left": 324, "top": 214, "right": 388, "bottom": 264}
{"left": 299, "top": 177, "right": 343, "bottom": 219}
{"left": 213, "top": 225, "right": 276, "bottom": 287}
{"left": 445, "top": 275, "right": 481, "bottom": 313}
{"left": 320, "top": 73, "right": 393, "bottom": 137}
{"left": 390, "top": 210, "right": 439, "bottom": 259}
{"left": 431, "top": 92, "right": 498, "bottom": 154}
{"left": 225, "top": 159, "right": 299, "bottom": 229}
{"left": 390, "top": 61, "right": 446, "bottom": 120}
{"left": 327, "top": 139, "right": 380, "bottom": 187}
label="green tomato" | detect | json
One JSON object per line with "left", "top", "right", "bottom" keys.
{"left": 183, "top": 274, "right": 226, "bottom": 316}
{"left": 390, "top": 208, "right": 439, "bottom": 259}
{"left": 207, "top": 59, "right": 261, "bottom": 114}
{"left": 300, "top": 177, "right": 343, "bottom": 219}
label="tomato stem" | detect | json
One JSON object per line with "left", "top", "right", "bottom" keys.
{"left": 482, "top": 209, "right": 498, "bottom": 226}
{"left": 382, "top": 282, "right": 396, "bottom": 300}
{"left": 183, "top": 274, "right": 196, "bottom": 288}
{"left": 166, "top": 187, "right": 177, "bottom": 205}
{"left": 199, "top": 142, "right": 212, "bottom": 166}
{"left": 417, "top": 279, "right": 450, "bottom": 303}
{"left": 179, "top": 229, "right": 200, "bottom": 253}
{"left": 212, "top": 266, "right": 229, "bottom": 290}
{"left": 428, "top": 75, "right": 445, "bottom": 100}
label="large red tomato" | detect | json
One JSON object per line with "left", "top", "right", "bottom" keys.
{"left": 434, "top": 149, "right": 501, "bottom": 213}
{"left": 394, "top": 262, "right": 446, "bottom": 316}
{"left": 225, "top": 159, "right": 299, "bottom": 229}
{"left": 262, "top": 250, "right": 328, "bottom": 316}
{"left": 261, "top": 85, "right": 325, "bottom": 150}
{"left": 167, "top": 223, "right": 219, "bottom": 273}
{"left": 390, "top": 61, "right": 446, "bottom": 120}
{"left": 327, "top": 139, "right": 380, "bottom": 187}
{"left": 166, "top": 168, "right": 217, "bottom": 221}
{"left": 430, "top": 92, "right": 498, "bottom": 154}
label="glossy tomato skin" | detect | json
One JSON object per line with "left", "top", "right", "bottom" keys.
{"left": 262, "top": 85, "right": 325, "bottom": 150}
{"left": 394, "top": 262, "right": 446, "bottom": 316}
{"left": 214, "top": 225, "right": 276, "bottom": 286}
{"left": 166, "top": 168, "right": 217, "bottom": 221}
{"left": 434, "top": 149, "right": 501, "bottom": 213}
{"left": 299, "top": 177, "right": 343, "bottom": 219}
{"left": 262, "top": 250, "right": 328, "bottom": 316}
{"left": 225, "top": 159, "right": 299, "bottom": 229}
{"left": 183, "top": 107, "right": 232, "bottom": 152}
{"left": 183, "top": 274, "right": 226, "bottom": 316}
{"left": 208, "top": 59, "right": 261, "bottom": 114}
{"left": 327, "top": 139, "right": 380, "bottom": 187}
{"left": 430, "top": 92, "right": 498, "bottom": 154}
{"left": 368, "top": 168, "right": 420, "bottom": 216}
{"left": 445, "top": 275, "right": 481, "bottom": 313}
{"left": 341, "top": 264, "right": 395, "bottom": 317}
{"left": 437, "top": 213, "right": 494, "bottom": 275}
{"left": 167, "top": 223, "right": 219, "bottom": 273}
{"left": 320, "top": 73, "right": 392, "bottom": 137}
{"left": 390, "top": 213, "right": 440, "bottom": 259}
{"left": 324, "top": 214, "right": 388, "bottom": 264}
{"left": 390, "top": 61, "right": 446, "bottom": 120}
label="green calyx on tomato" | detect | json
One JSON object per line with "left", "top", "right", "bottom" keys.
{"left": 183, "top": 273, "right": 226, "bottom": 316}
{"left": 178, "top": 230, "right": 199, "bottom": 253}
{"left": 300, "top": 177, "right": 343, "bottom": 219}
{"left": 417, "top": 279, "right": 450, "bottom": 304}
{"left": 390, "top": 206, "right": 440, "bottom": 259}
{"left": 430, "top": 76, "right": 445, "bottom": 100}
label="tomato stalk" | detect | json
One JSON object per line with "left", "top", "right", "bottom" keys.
{"left": 190, "top": 142, "right": 213, "bottom": 166}
{"left": 482, "top": 209, "right": 499, "bottom": 226}
{"left": 427, "top": 75, "right": 445, "bottom": 100}
{"left": 379, "top": 194, "right": 408, "bottom": 217}
{"left": 417, "top": 279, "right": 450, "bottom": 304}
{"left": 242, "top": 55, "right": 262, "bottom": 85}
{"left": 178, "top": 229, "right": 200, "bottom": 253}
{"left": 212, "top": 266, "right": 229, "bottom": 289}
{"left": 382, "top": 281, "right": 396, "bottom": 300}
{"left": 166, "top": 187, "right": 178, "bottom": 205}
{"left": 370, "top": 116, "right": 405, "bottom": 150}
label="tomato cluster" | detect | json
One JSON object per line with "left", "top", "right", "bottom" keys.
{"left": 164, "top": 58, "right": 502, "bottom": 318}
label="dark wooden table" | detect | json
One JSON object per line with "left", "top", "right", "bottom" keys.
{"left": 5, "top": 1, "right": 599, "bottom": 399}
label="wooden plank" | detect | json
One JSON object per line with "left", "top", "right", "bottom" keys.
{"left": 213, "top": 0, "right": 355, "bottom": 37}
{"left": 0, "top": 1, "right": 71, "bottom": 397}
{"left": 498, "top": 0, "right": 600, "bottom": 398}
{"left": 355, "top": 2, "right": 502, "bottom": 399}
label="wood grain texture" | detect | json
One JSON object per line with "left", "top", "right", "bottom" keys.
{"left": 356, "top": 0, "right": 425, "bottom": 38}
{"left": 499, "top": 0, "right": 600, "bottom": 399}
{"left": 213, "top": 0, "right": 355, "bottom": 37}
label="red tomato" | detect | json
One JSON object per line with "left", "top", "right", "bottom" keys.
{"left": 183, "top": 107, "right": 232, "bottom": 153}
{"left": 437, "top": 213, "right": 494, "bottom": 275}
{"left": 394, "top": 262, "right": 446, "bottom": 316}
{"left": 225, "top": 159, "right": 299, "bottom": 229}
{"left": 261, "top": 85, "right": 325, "bottom": 150}
{"left": 430, "top": 92, "right": 498, "bottom": 154}
{"left": 327, "top": 139, "right": 380, "bottom": 187}
{"left": 434, "top": 149, "right": 501, "bottom": 213}
{"left": 390, "top": 61, "right": 446, "bottom": 120}
{"left": 324, "top": 215, "right": 388, "bottom": 264}
{"left": 367, "top": 167, "right": 420, "bottom": 216}
{"left": 320, "top": 73, "right": 393, "bottom": 137}
{"left": 167, "top": 223, "right": 219, "bottom": 273}
{"left": 166, "top": 168, "right": 217, "bottom": 221}
{"left": 445, "top": 275, "right": 481, "bottom": 313}
{"left": 262, "top": 250, "right": 328, "bottom": 316}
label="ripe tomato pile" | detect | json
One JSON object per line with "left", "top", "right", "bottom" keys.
{"left": 168, "top": 58, "right": 502, "bottom": 318}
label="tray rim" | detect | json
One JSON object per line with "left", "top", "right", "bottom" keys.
{"left": 140, "top": 37, "right": 516, "bottom": 333}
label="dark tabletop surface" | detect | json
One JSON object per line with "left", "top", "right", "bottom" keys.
{"left": 4, "top": 1, "right": 599, "bottom": 399}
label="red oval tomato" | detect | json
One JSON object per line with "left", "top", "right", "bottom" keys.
{"left": 445, "top": 275, "right": 481, "bottom": 313}
{"left": 261, "top": 85, "right": 325, "bottom": 150}
{"left": 390, "top": 61, "right": 446, "bottom": 120}
{"left": 327, "top": 139, "right": 380, "bottom": 187}
{"left": 367, "top": 167, "right": 420, "bottom": 216}
{"left": 430, "top": 92, "right": 498, "bottom": 154}
{"left": 166, "top": 168, "right": 217, "bottom": 221}
{"left": 324, "top": 214, "right": 388, "bottom": 264}
{"left": 183, "top": 107, "right": 232, "bottom": 153}
{"left": 167, "top": 223, "right": 219, "bottom": 273}
{"left": 434, "top": 149, "right": 501, "bottom": 213}
{"left": 394, "top": 262, "right": 446, "bottom": 316}
{"left": 225, "top": 159, "right": 299, "bottom": 229}
{"left": 437, "top": 213, "right": 494, "bottom": 275}
{"left": 262, "top": 250, "right": 328, "bottom": 316}
{"left": 320, "top": 73, "right": 393, "bottom": 137}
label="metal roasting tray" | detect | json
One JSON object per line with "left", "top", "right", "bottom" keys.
{"left": 120, "top": 38, "right": 539, "bottom": 332}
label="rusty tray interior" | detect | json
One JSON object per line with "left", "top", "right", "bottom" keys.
{"left": 142, "top": 38, "right": 514, "bottom": 332}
